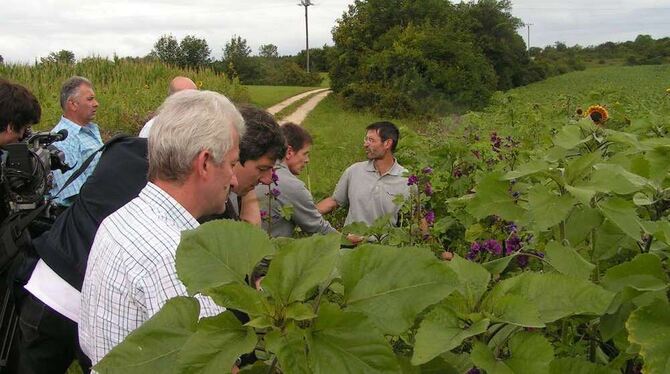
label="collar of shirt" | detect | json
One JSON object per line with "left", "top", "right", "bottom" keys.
{"left": 58, "top": 116, "right": 100, "bottom": 137}
{"left": 139, "top": 182, "right": 199, "bottom": 230}
{"left": 365, "top": 159, "right": 404, "bottom": 177}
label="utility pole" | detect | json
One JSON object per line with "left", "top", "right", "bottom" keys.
{"left": 526, "top": 23, "right": 534, "bottom": 53}
{"left": 300, "top": 0, "right": 314, "bottom": 72}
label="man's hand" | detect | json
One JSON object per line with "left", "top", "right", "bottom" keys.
{"left": 346, "top": 233, "right": 365, "bottom": 246}
{"left": 316, "top": 197, "right": 338, "bottom": 215}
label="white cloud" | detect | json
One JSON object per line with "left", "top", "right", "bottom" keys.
{"left": 1, "top": 0, "right": 669, "bottom": 63}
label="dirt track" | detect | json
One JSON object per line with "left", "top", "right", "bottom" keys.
{"left": 267, "top": 88, "right": 332, "bottom": 125}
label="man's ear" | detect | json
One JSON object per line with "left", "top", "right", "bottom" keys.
{"left": 285, "top": 145, "right": 295, "bottom": 160}
{"left": 383, "top": 138, "right": 393, "bottom": 150}
{"left": 194, "top": 150, "right": 211, "bottom": 177}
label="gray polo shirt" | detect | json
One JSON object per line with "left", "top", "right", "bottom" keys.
{"left": 255, "top": 162, "right": 337, "bottom": 238}
{"left": 333, "top": 160, "right": 410, "bottom": 226}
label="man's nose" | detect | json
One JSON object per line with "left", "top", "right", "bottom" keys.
{"left": 258, "top": 169, "right": 273, "bottom": 185}
{"left": 230, "top": 174, "right": 238, "bottom": 189}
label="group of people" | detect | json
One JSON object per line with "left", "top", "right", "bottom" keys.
{"left": 0, "top": 75, "right": 411, "bottom": 373}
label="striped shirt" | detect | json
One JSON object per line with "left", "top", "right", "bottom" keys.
{"left": 50, "top": 116, "right": 103, "bottom": 206}
{"left": 79, "top": 182, "right": 225, "bottom": 365}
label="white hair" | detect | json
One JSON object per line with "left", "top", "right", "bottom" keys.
{"left": 148, "top": 90, "right": 245, "bottom": 182}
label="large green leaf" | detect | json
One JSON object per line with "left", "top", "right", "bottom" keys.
{"left": 262, "top": 233, "right": 339, "bottom": 306}
{"left": 94, "top": 297, "right": 199, "bottom": 374}
{"left": 565, "top": 150, "right": 602, "bottom": 185}
{"left": 598, "top": 197, "right": 645, "bottom": 241}
{"left": 592, "top": 220, "right": 629, "bottom": 261}
{"left": 412, "top": 302, "right": 489, "bottom": 365}
{"left": 489, "top": 272, "right": 614, "bottom": 323}
{"left": 265, "top": 325, "right": 310, "bottom": 374}
{"left": 399, "top": 356, "right": 459, "bottom": 374}
{"left": 176, "top": 311, "right": 257, "bottom": 374}
{"left": 526, "top": 185, "right": 576, "bottom": 231}
{"left": 601, "top": 254, "right": 668, "bottom": 293}
{"left": 585, "top": 164, "right": 649, "bottom": 194}
{"left": 503, "top": 159, "right": 551, "bottom": 180}
{"left": 307, "top": 302, "right": 399, "bottom": 373}
{"left": 205, "top": 283, "right": 269, "bottom": 317}
{"left": 480, "top": 294, "right": 545, "bottom": 328}
{"left": 340, "top": 244, "right": 457, "bottom": 335}
{"left": 549, "top": 357, "right": 619, "bottom": 374}
{"left": 471, "top": 332, "right": 554, "bottom": 374}
{"left": 565, "top": 206, "right": 603, "bottom": 246}
{"left": 646, "top": 146, "right": 670, "bottom": 182}
{"left": 627, "top": 300, "right": 670, "bottom": 374}
{"left": 467, "top": 172, "right": 525, "bottom": 221}
{"left": 482, "top": 254, "right": 518, "bottom": 276}
{"left": 553, "top": 125, "right": 589, "bottom": 150}
{"left": 446, "top": 254, "right": 490, "bottom": 308}
{"left": 565, "top": 185, "right": 597, "bottom": 206}
{"left": 176, "top": 221, "right": 275, "bottom": 294}
{"left": 543, "top": 241, "right": 595, "bottom": 279}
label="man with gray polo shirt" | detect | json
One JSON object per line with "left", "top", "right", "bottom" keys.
{"left": 317, "top": 121, "right": 410, "bottom": 226}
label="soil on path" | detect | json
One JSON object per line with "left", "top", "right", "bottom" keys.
{"left": 278, "top": 90, "right": 331, "bottom": 125}
{"left": 266, "top": 88, "right": 330, "bottom": 116}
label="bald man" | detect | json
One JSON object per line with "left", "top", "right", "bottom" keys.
{"left": 138, "top": 76, "right": 197, "bottom": 138}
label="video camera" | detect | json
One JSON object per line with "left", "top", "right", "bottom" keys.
{"left": 1, "top": 129, "right": 70, "bottom": 213}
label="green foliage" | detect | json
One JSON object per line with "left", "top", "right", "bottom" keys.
{"left": 40, "top": 49, "right": 75, "bottom": 65}
{"left": 151, "top": 34, "right": 211, "bottom": 69}
{"left": 471, "top": 332, "right": 554, "bottom": 374}
{"left": 627, "top": 300, "right": 670, "bottom": 374}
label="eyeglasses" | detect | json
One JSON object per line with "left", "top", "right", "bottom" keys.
{"left": 364, "top": 137, "right": 379, "bottom": 144}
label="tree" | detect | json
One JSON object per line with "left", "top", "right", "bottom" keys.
{"left": 179, "top": 35, "right": 211, "bottom": 69}
{"left": 258, "top": 44, "right": 279, "bottom": 59}
{"left": 152, "top": 34, "right": 181, "bottom": 66}
{"left": 222, "top": 35, "right": 259, "bottom": 83}
{"left": 40, "top": 50, "right": 75, "bottom": 64}
{"left": 0, "top": 54, "right": 3, "bottom": 64}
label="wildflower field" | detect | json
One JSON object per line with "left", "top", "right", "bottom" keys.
{"left": 8, "top": 60, "right": 670, "bottom": 373}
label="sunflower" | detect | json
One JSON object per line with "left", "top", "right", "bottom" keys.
{"left": 585, "top": 105, "right": 609, "bottom": 125}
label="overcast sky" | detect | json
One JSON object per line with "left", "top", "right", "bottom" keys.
{"left": 2, "top": 0, "right": 669, "bottom": 64}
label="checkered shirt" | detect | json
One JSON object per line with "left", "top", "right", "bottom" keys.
{"left": 50, "top": 116, "right": 103, "bottom": 206}
{"left": 79, "top": 182, "right": 225, "bottom": 365}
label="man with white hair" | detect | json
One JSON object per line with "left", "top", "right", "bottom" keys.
{"left": 79, "top": 90, "right": 244, "bottom": 365}
{"left": 138, "top": 76, "right": 197, "bottom": 138}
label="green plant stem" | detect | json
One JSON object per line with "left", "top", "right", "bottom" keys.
{"left": 589, "top": 323, "right": 597, "bottom": 363}
{"left": 267, "top": 357, "right": 278, "bottom": 374}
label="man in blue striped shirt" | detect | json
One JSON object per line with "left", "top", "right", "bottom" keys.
{"left": 49, "top": 76, "right": 103, "bottom": 206}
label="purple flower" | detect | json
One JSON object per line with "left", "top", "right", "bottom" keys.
{"left": 516, "top": 255, "right": 529, "bottom": 268}
{"left": 407, "top": 174, "right": 419, "bottom": 186}
{"left": 506, "top": 222, "right": 517, "bottom": 233}
{"left": 422, "top": 166, "right": 433, "bottom": 174}
{"left": 424, "top": 183, "right": 433, "bottom": 196}
{"left": 505, "top": 234, "right": 522, "bottom": 255}
{"left": 452, "top": 168, "right": 462, "bottom": 178}
{"left": 484, "top": 239, "right": 502, "bottom": 255}
{"left": 467, "top": 368, "right": 481, "bottom": 374}
{"left": 260, "top": 210, "right": 268, "bottom": 219}
{"left": 271, "top": 169, "right": 279, "bottom": 184}
{"left": 425, "top": 210, "right": 435, "bottom": 225}
{"left": 270, "top": 188, "right": 281, "bottom": 198}
{"left": 470, "top": 242, "right": 481, "bottom": 252}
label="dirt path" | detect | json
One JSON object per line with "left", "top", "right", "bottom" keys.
{"left": 278, "top": 90, "right": 331, "bottom": 125}
{"left": 266, "top": 88, "right": 330, "bottom": 116}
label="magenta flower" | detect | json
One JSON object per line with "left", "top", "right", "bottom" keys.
{"left": 271, "top": 169, "right": 279, "bottom": 185}
{"left": 425, "top": 210, "right": 435, "bottom": 225}
{"left": 422, "top": 166, "right": 433, "bottom": 174}
{"left": 270, "top": 188, "right": 281, "bottom": 198}
{"left": 260, "top": 210, "right": 268, "bottom": 219}
{"left": 407, "top": 174, "right": 419, "bottom": 186}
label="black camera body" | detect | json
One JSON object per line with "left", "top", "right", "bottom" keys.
{"left": 1, "top": 130, "right": 70, "bottom": 212}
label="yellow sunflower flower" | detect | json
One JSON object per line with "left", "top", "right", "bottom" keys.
{"left": 585, "top": 105, "right": 609, "bottom": 125}
{"left": 197, "top": 80, "right": 204, "bottom": 88}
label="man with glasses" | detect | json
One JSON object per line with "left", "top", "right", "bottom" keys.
{"left": 317, "top": 121, "right": 410, "bottom": 227}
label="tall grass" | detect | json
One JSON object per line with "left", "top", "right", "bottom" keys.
{"left": 1, "top": 59, "right": 248, "bottom": 137}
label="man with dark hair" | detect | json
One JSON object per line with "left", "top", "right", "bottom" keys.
{"left": 220, "top": 105, "right": 287, "bottom": 222}
{"left": 256, "top": 123, "right": 337, "bottom": 237}
{"left": 317, "top": 121, "right": 410, "bottom": 226}
{"left": 49, "top": 76, "right": 102, "bottom": 206}
{"left": 0, "top": 79, "right": 40, "bottom": 148}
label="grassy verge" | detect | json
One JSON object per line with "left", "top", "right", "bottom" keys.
{"left": 243, "top": 85, "right": 320, "bottom": 108}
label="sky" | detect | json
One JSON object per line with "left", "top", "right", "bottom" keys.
{"left": 2, "top": 0, "right": 670, "bottom": 64}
